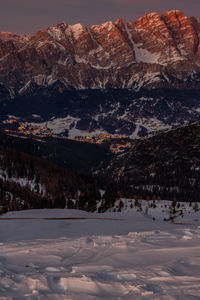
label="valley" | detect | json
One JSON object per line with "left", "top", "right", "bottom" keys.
{"left": 2, "top": 117, "right": 132, "bottom": 153}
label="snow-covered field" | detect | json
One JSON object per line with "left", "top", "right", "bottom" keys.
{"left": 0, "top": 201, "right": 200, "bottom": 299}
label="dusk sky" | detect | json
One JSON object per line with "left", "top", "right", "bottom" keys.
{"left": 1, "top": 0, "right": 200, "bottom": 34}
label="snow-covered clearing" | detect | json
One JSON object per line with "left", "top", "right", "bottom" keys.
{"left": 0, "top": 202, "right": 200, "bottom": 299}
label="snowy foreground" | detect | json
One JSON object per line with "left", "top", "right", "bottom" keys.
{"left": 0, "top": 200, "right": 200, "bottom": 300}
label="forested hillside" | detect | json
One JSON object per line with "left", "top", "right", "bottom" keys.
{"left": 0, "top": 144, "right": 104, "bottom": 213}
{"left": 106, "top": 121, "right": 200, "bottom": 203}
{"left": 0, "top": 130, "right": 112, "bottom": 172}
{"left": 1, "top": 121, "right": 200, "bottom": 214}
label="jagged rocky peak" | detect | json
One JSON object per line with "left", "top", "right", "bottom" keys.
{"left": 114, "top": 18, "right": 125, "bottom": 28}
{"left": 67, "top": 23, "right": 86, "bottom": 39}
{"left": 88, "top": 19, "right": 135, "bottom": 69}
{"left": 0, "top": 31, "right": 30, "bottom": 48}
{"left": 161, "top": 10, "right": 199, "bottom": 58}
{"left": 47, "top": 22, "right": 86, "bottom": 42}
{"left": 53, "top": 22, "right": 69, "bottom": 32}
{"left": 162, "top": 10, "right": 187, "bottom": 19}
{"left": 0, "top": 38, "right": 16, "bottom": 58}
{"left": 33, "top": 29, "right": 50, "bottom": 41}
{"left": 131, "top": 11, "right": 163, "bottom": 35}
{"left": 47, "top": 26, "right": 65, "bottom": 41}
{"left": 91, "top": 20, "right": 115, "bottom": 32}
{"left": 136, "top": 11, "right": 161, "bottom": 23}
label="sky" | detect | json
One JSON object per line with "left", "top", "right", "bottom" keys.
{"left": 0, "top": 0, "right": 199, "bottom": 34}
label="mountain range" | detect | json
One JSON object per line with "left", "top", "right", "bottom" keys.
{"left": 0, "top": 10, "right": 200, "bottom": 137}
{"left": 1, "top": 10, "right": 200, "bottom": 90}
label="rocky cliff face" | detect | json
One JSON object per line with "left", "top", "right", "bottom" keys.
{"left": 1, "top": 10, "right": 200, "bottom": 137}
{"left": 0, "top": 10, "right": 200, "bottom": 92}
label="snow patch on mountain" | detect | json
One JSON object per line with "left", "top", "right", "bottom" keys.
{"left": 33, "top": 74, "right": 57, "bottom": 86}
{"left": 133, "top": 43, "right": 184, "bottom": 65}
{"left": 75, "top": 54, "right": 115, "bottom": 70}
{"left": 129, "top": 117, "right": 171, "bottom": 139}
{"left": 30, "top": 116, "right": 80, "bottom": 135}
{"left": 134, "top": 71, "right": 162, "bottom": 90}
{"left": 19, "top": 75, "right": 59, "bottom": 95}
{"left": 134, "top": 44, "right": 161, "bottom": 64}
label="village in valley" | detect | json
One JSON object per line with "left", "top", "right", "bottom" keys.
{"left": 2, "top": 118, "right": 132, "bottom": 153}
